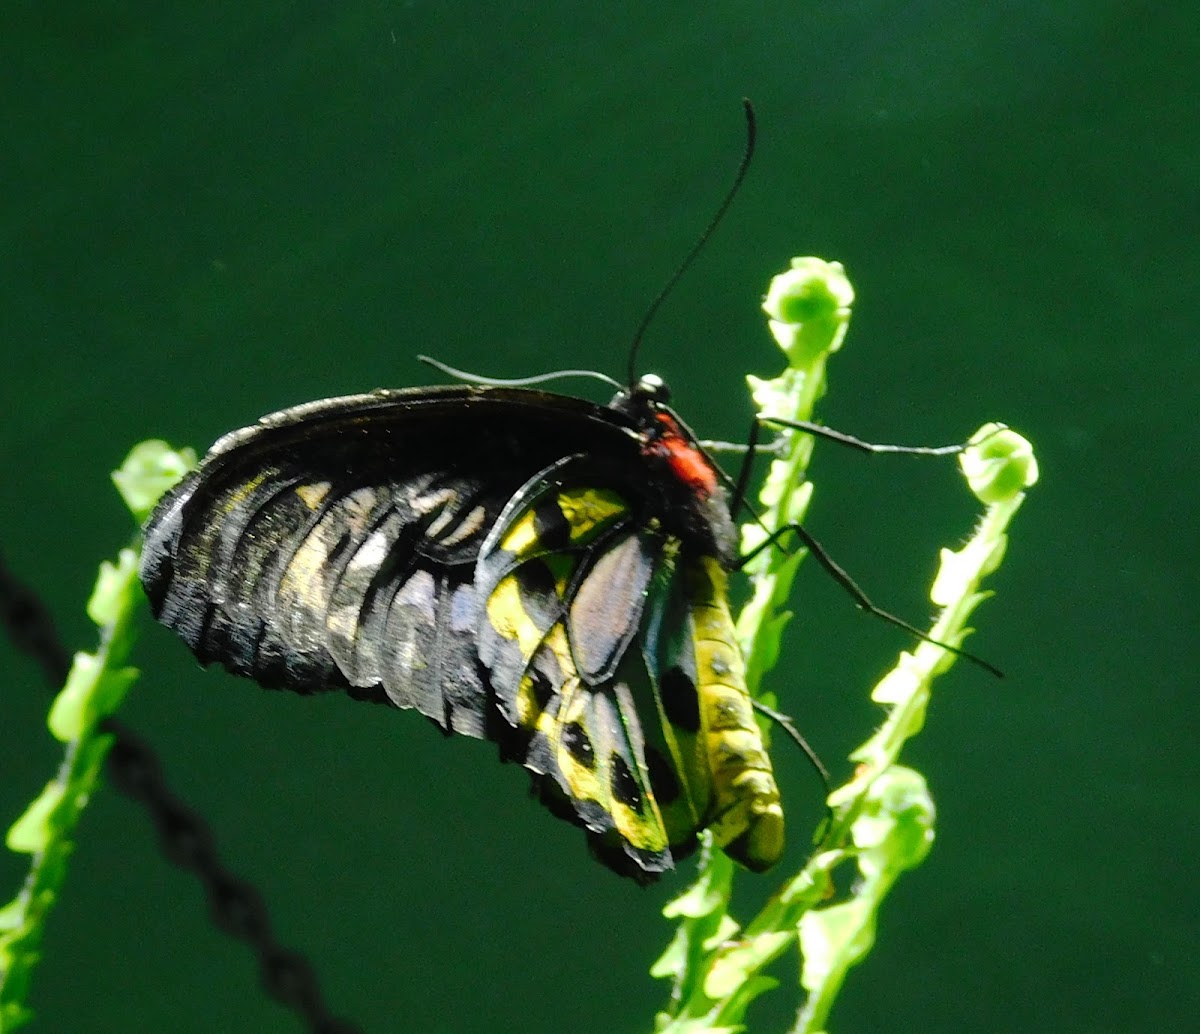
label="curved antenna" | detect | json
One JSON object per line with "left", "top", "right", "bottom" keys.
{"left": 417, "top": 354, "right": 623, "bottom": 391}
{"left": 625, "top": 98, "right": 758, "bottom": 385}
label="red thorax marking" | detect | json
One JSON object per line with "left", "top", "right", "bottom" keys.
{"left": 646, "top": 412, "right": 718, "bottom": 495}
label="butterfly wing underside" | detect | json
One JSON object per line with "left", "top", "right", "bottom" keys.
{"left": 141, "top": 390, "right": 633, "bottom": 731}
{"left": 139, "top": 389, "right": 691, "bottom": 874}
{"left": 139, "top": 386, "right": 781, "bottom": 880}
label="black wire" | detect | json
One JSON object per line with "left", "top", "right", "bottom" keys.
{"left": 0, "top": 549, "right": 361, "bottom": 1034}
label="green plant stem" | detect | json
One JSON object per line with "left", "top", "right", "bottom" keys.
{"left": 0, "top": 550, "right": 140, "bottom": 1033}
{"left": 653, "top": 258, "right": 1038, "bottom": 1034}
{"left": 654, "top": 257, "right": 853, "bottom": 1033}
{"left": 0, "top": 441, "right": 189, "bottom": 1033}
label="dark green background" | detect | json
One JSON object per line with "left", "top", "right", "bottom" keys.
{"left": 3, "top": 4, "right": 1195, "bottom": 1032}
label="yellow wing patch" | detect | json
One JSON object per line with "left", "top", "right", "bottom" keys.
{"left": 478, "top": 475, "right": 784, "bottom": 877}
{"left": 480, "top": 485, "right": 673, "bottom": 869}
{"left": 486, "top": 564, "right": 671, "bottom": 859}
{"left": 295, "top": 481, "right": 332, "bottom": 510}
{"left": 556, "top": 487, "right": 627, "bottom": 543}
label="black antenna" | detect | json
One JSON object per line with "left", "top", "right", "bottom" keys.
{"left": 625, "top": 99, "right": 757, "bottom": 385}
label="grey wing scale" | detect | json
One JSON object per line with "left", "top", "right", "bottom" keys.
{"left": 141, "top": 389, "right": 647, "bottom": 738}
{"left": 144, "top": 460, "right": 496, "bottom": 737}
{"left": 139, "top": 408, "right": 558, "bottom": 738}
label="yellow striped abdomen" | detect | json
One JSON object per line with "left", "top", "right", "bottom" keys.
{"left": 685, "top": 555, "right": 784, "bottom": 872}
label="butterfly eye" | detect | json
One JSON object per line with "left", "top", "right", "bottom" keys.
{"left": 634, "top": 373, "right": 670, "bottom": 405}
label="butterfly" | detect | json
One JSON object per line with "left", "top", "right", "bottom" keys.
{"left": 138, "top": 375, "right": 783, "bottom": 883}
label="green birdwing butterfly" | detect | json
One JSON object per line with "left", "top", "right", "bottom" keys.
{"left": 138, "top": 377, "right": 784, "bottom": 883}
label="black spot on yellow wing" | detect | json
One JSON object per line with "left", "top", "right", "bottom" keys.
{"left": 515, "top": 667, "right": 556, "bottom": 729}
{"left": 499, "top": 559, "right": 558, "bottom": 637}
{"left": 562, "top": 721, "right": 596, "bottom": 769}
{"left": 610, "top": 754, "right": 644, "bottom": 812}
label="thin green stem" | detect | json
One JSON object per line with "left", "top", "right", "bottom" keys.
{"left": 652, "top": 259, "right": 1038, "bottom": 1034}
{"left": 0, "top": 441, "right": 189, "bottom": 1032}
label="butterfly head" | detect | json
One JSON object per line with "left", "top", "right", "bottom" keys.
{"left": 608, "top": 372, "right": 670, "bottom": 418}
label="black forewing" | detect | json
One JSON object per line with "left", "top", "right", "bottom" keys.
{"left": 139, "top": 386, "right": 646, "bottom": 740}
